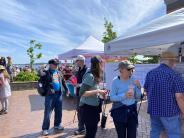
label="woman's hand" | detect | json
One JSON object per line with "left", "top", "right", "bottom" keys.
{"left": 98, "top": 89, "right": 107, "bottom": 99}
{"left": 126, "top": 91, "right": 134, "bottom": 99}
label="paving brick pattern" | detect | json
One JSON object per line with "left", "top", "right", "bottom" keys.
{"left": 0, "top": 90, "right": 150, "bottom": 138}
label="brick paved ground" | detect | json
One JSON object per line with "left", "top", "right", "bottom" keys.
{"left": 0, "top": 90, "right": 150, "bottom": 138}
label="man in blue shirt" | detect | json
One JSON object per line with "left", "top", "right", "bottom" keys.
{"left": 144, "top": 51, "right": 184, "bottom": 138}
{"left": 42, "top": 59, "right": 67, "bottom": 136}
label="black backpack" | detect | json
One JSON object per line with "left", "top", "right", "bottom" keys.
{"left": 37, "top": 70, "right": 52, "bottom": 96}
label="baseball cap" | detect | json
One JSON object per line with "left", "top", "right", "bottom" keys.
{"left": 114, "top": 60, "right": 134, "bottom": 71}
{"left": 76, "top": 55, "right": 85, "bottom": 61}
{"left": 48, "top": 59, "right": 59, "bottom": 66}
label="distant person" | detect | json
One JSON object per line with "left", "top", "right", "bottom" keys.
{"left": 110, "top": 61, "right": 142, "bottom": 138}
{"left": 0, "top": 65, "right": 11, "bottom": 115}
{"left": 6, "top": 57, "right": 13, "bottom": 82}
{"left": 41, "top": 59, "right": 68, "bottom": 136}
{"left": 74, "top": 55, "right": 88, "bottom": 135}
{"left": 144, "top": 51, "right": 184, "bottom": 138}
{"left": 63, "top": 64, "right": 72, "bottom": 81}
{"left": 0, "top": 57, "right": 6, "bottom": 67}
{"left": 79, "top": 56, "right": 107, "bottom": 138}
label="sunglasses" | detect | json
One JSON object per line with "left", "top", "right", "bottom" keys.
{"left": 127, "top": 68, "right": 132, "bottom": 71}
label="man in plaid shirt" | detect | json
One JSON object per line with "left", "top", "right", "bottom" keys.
{"left": 144, "top": 51, "right": 184, "bottom": 138}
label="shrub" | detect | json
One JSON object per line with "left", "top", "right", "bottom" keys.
{"left": 14, "top": 71, "right": 39, "bottom": 82}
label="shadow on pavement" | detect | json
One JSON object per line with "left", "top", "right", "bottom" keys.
{"left": 29, "top": 94, "right": 78, "bottom": 112}
{"left": 29, "top": 95, "right": 45, "bottom": 112}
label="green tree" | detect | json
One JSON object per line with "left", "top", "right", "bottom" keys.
{"left": 143, "top": 55, "right": 160, "bottom": 63}
{"left": 27, "top": 40, "right": 43, "bottom": 71}
{"left": 128, "top": 54, "right": 138, "bottom": 64}
{"left": 102, "top": 18, "right": 117, "bottom": 43}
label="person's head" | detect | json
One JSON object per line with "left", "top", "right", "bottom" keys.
{"left": 76, "top": 55, "right": 85, "bottom": 67}
{"left": 160, "top": 51, "right": 177, "bottom": 68}
{"left": 48, "top": 59, "right": 59, "bottom": 70}
{"left": 115, "top": 60, "right": 135, "bottom": 79}
{"left": 90, "top": 56, "right": 103, "bottom": 83}
{"left": 0, "top": 65, "right": 9, "bottom": 78}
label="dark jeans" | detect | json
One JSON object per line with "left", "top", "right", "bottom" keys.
{"left": 112, "top": 106, "right": 137, "bottom": 138}
{"left": 77, "top": 95, "right": 85, "bottom": 130}
{"left": 114, "top": 116, "right": 137, "bottom": 138}
{"left": 42, "top": 92, "right": 62, "bottom": 130}
{"left": 82, "top": 104, "right": 101, "bottom": 138}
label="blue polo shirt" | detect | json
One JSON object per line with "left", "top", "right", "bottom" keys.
{"left": 144, "top": 64, "right": 184, "bottom": 117}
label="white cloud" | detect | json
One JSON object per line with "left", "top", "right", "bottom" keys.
{"left": 0, "top": 0, "right": 165, "bottom": 63}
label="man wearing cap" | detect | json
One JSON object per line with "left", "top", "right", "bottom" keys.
{"left": 144, "top": 51, "right": 184, "bottom": 138}
{"left": 41, "top": 59, "right": 67, "bottom": 136}
{"left": 74, "top": 55, "right": 88, "bottom": 135}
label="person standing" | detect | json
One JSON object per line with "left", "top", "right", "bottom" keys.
{"left": 144, "top": 51, "right": 184, "bottom": 138}
{"left": 110, "top": 61, "right": 142, "bottom": 138}
{"left": 6, "top": 57, "right": 13, "bottom": 82}
{"left": 0, "top": 57, "right": 6, "bottom": 67}
{"left": 0, "top": 65, "right": 11, "bottom": 115}
{"left": 41, "top": 59, "right": 67, "bottom": 136}
{"left": 79, "top": 56, "right": 107, "bottom": 138}
{"left": 74, "top": 55, "right": 88, "bottom": 135}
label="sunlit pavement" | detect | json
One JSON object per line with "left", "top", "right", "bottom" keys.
{"left": 0, "top": 90, "right": 150, "bottom": 138}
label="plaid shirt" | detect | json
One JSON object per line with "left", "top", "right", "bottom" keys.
{"left": 144, "top": 64, "right": 184, "bottom": 117}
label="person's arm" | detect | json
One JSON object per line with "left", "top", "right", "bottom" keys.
{"left": 110, "top": 80, "right": 126, "bottom": 102}
{"left": 0, "top": 75, "right": 4, "bottom": 86}
{"left": 174, "top": 74, "right": 184, "bottom": 114}
{"left": 79, "top": 83, "right": 106, "bottom": 97}
{"left": 61, "top": 77, "right": 68, "bottom": 92}
{"left": 176, "top": 93, "right": 184, "bottom": 114}
{"left": 134, "top": 80, "right": 142, "bottom": 99}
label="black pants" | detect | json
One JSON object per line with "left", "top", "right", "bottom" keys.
{"left": 77, "top": 97, "right": 85, "bottom": 130}
{"left": 76, "top": 87, "right": 85, "bottom": 130}
{"left": 82, "top": 104, "right": 100, "bottom": 138}
{"left": 112, "top": 105, "right": 137, "bottom": 138}
{"left": 114, "top": 116, "right": 137, "bottom": 138}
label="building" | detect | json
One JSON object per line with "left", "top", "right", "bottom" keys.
{"left": 164, "top": 0, "right": 184, "bottom": 13}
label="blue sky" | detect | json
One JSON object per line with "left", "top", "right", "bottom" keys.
{"left": 0, "top": 0, "right": 166, "bottom": 64}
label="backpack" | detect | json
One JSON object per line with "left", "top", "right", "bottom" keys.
{"left": 37, "top": 70, "right": 52, "bottom": 96}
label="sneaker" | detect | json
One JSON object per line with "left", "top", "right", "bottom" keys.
{"left": 54, "top": 125, "right": 64, "bottom": 131}
{"left": 3, "top": 110, "right": 8, "bottom": 114}
{"left": 74, "top": 129, "right": 86, "bottom": 135}
{"left": 0, "top": 109, "right": 5, "bottom": 115}
{"left": 42, "top": 130, "right": 49, "bottom": 136}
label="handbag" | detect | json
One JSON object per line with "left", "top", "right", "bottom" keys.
{"left": 101, "top": 99, "right": 108, "bottom": 128}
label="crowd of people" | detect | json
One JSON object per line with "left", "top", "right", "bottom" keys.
{"left": 1, "top": 51, "right": 184, "bottom": 138}
{"left": 37, "top": 51, "right": 184, "bottom": 138}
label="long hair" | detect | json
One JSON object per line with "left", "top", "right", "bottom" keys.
{"left": 90, "top": 56, "right": 103, "bottom": 83}
{"left": 0, "top": 69, "right": 10, "bottom": 79}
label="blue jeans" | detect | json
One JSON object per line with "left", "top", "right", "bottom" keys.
{"left": 150, "top": 115, "right": 181, "bottom": 138}
{"left": 42, "top": 92, "right": 62, "bottom": 130}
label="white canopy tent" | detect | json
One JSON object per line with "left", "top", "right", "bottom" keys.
{"left": 104, "top": 8, "right": 184, "bottom": 56}
{"left": 58, "top": 36, "right": 104, "bottom": 60}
